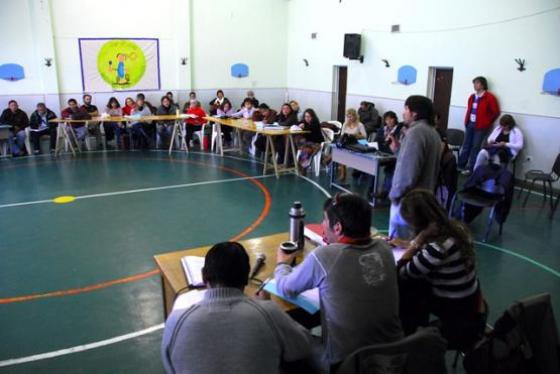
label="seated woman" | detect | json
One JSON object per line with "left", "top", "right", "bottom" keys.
{"left": 209, "top": 90, "right": 230, "bottom": 115}
{"left": 216, "top": 101, "right": 235, "bottom": 146}
{"left": 184, "top": 100, "right": 207, "bottom": 150}
{"left": 473, "top": 114, "right": 523, "bottom": 171}
{"left": 289, "top": 100, "right": 303, "bottom": 121}
{"left": 122, "top": 97, "right": 136, "bottom": 116}
{"left": 368, "top": 111, "right": 405, "bottom": 199}
{"left": 391, "top": 189, "right": 484, "bottom": 346}
{"left": 296, "top": 108, "right": 324, "bottom": 174}
{"left": 105, "top": 97, "right": 122, "bottom": 147}
{"left": 337, "top": 108, "right": 367, "bottom": 181}
{"left": 277, "top": 103, "right": 298, "bottom": 127}
{"left": 232, "top": 98, "right": 257, "bottom": 153}
{"left": 156, "top": 96, "right": 179, "bottom": 148}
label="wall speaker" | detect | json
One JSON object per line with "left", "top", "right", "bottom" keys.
{"left": 343, "top": 34, "right": 361, "bottom": 60}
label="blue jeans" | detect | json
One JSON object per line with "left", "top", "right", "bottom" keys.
{"left": 389, "top": 201, "right": 414, "bottom": 240}
{"left": 458, "top": 122, "right": 489, "bottom": 171}
{"left": 8, "top": 129, "right": 26, "bottom": 155}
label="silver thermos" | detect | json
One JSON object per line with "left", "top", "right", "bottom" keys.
{"left": 289, "top": 201, "right": 306, "bottom": 249}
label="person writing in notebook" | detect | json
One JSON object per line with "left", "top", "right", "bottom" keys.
{"left": 275, "top": 193, "right": 403, "bottom": 373}
{"left": 162, "top": 242, "right": 312, "bottom": 374}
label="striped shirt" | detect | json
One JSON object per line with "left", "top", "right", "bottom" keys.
{"left": 399, "top": 238, "right": 479, "bottom": 299}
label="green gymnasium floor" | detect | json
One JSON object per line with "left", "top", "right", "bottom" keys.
{"left": 1, "top": 150, "right": 559, "bottom": 373}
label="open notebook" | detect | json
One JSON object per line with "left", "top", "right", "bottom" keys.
{"left": 180, "top": 256, "right": 205, "bottom": 288}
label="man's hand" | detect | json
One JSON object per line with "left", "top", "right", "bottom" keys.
{"left": 276, "top": 247, "right": 297, "bottom": 266}
{"left": 388, "top": 237, "right": 410, "bottom": 248}
{"left": 254, "top": 290, "right": 271, "bottom": 300}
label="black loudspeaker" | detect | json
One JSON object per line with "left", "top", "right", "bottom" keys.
{"left": 343, "top": 34, "right": 361, "bottom": 60}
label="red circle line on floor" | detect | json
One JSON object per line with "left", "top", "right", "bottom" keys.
{"left": 0, "top": 157, "right": 272, "bottom": 304}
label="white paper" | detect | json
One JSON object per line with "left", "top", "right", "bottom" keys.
{"left": 181, "top": 256, "right": 205, "bottom": 287}
{"left": 172, "top": 289, "right": 206, "bottom": 311}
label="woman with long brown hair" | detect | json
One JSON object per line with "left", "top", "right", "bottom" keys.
{"left": 391, "top": 189, "right": 483, "bottom": 345}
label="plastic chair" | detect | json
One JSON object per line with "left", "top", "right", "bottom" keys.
{"left": 449, "top": 178, "right": 505, "bottom": 242}
{"left": 518, "top": 153, "right": 560, "bottom": 218}
{"left": 446, "top": 128, "right": 464, "bottom": 160}
{"left": 336, "top": 327, "right": 447, "bottom": 374}
{"left": 327, "top": 120, "right": 343, "bottom": 134}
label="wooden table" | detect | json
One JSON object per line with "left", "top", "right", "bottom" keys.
{"left": 204, "top": 116, "right": 308, "bottom": 178}
{"left": 50, "top": 116, "right": 130, "bottom": 155}
{"left": 153, "top": 232, "right": 315, "bottom": 319}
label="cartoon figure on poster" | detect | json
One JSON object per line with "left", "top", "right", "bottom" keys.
{"left": 97, "top": 40, "right": 146, "bottom": 89}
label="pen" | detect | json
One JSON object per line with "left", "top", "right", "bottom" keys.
{"left": 255, "top": 277, "right": 272, "bottom": 295}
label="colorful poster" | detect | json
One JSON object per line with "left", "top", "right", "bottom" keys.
{"left": 79, "top": 38, "right": 160, "bottom": 92}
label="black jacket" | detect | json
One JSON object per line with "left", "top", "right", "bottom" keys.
{"left": 29, "top": 109, "right": 57, "bottom": 129}
{"left": 0, "top": 108, "right": 29, "bottom": 131}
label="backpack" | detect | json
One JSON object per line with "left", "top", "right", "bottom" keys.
{"left": 463, "top": 310, "right": 535, "bottom": 374}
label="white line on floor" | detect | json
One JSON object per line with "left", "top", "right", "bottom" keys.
{"left": 0, "top": 174, "right": 276, "bottom": 209}
{"left": 0, "top": 324, "right": 164, "bottom": 367}
{"left": 298, "top": 174, "right": 332, "bottom": 198}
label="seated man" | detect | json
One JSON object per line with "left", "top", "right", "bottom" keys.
{"left": 0, "top": 100, "right": 29, "bottom": 156}
{"left": 61, "top": 98, "right": 90, "bottom": 142}
{"left": 28, "top": 103, "right": 57, "bottom": 154}
{"left": 275, "top": 193, "right": 404, "bottom": 372}
{"left": 161, "top": 242, "right": 312, "bottom": 374}
{"left": 358, "top": 100, "right": 379, "bottom": 139}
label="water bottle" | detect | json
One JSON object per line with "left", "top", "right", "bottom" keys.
{"left": 289, "top": 201, "right": 306, "bottom": 249}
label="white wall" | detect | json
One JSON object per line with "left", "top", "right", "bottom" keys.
{"left": 285, "top": 0, "right": 560, "bottom": 177}
{"left": 2, "top": 0, "right": 559, "bottom": 175}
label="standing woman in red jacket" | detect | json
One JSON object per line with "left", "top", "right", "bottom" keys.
{"left": 458, "top": 76, "right": 500, "bottom": 175}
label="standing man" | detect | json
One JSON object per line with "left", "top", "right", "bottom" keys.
{"left": 0, "top": 100, "right": 29, "bottom": 156}
{"left": 275, "top": 193, "right": 403, "bottom": 372}
{"left": 458, "top": 76, "right": 500, "bottom": 175}
{"left": 388, "top": 95, "right": 442, "bottom": 239}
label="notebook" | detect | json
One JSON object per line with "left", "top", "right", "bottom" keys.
{"left": 180, "top": 256, "right": 205, "bottom": 288}
{"left": 263, "top": 279, "right": 320, "bottom": 314}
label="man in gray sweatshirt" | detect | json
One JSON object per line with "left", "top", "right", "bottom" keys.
{"left": 388, "top": 95, "right": 442, "bottom": 239}
{"left": 275, "top": 194, "right": 404, "bottom": 372}
{"left": 161, "top": 242, "right": 313, "bottom": 374}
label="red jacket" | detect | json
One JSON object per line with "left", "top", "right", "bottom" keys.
{"left": 464, "top": 91, "right": 500, "bottom": 130}
{"left": 185, "top": 106, "right": 206, "bottom": 126}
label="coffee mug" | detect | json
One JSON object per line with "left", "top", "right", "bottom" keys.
{"left": 280, "top": 241, "right": 298, "bottom": 254}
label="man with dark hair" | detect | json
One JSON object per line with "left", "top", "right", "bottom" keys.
{"left": 275, "top": 193, "right": 403, "bottom": 372}
{"left": 388, "top": 95, "right": 442, "bottom": 239}
{"left": 28, "top": 103, "right": 57, "bottom": 154}
{"left": 458, "top": 76, "right": 500, "bottom": 175}
{"left": 61, "top": 98, "right": 89, "bottom": 142}
{"left": 81, "top": 94, "right": 99, "bottom": 116}
{"left": 358, "top": 100, "right": 379, "bottom": 138}
{"left": 0, "top": 100, "right": 29, "bottom": 156}
{"left": 162, "top": 242, "right": 312, "bottom": 374}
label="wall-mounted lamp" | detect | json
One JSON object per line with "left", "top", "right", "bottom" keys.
{"left": 382, "top": 59, "right": 390, "bottom": 68}
{"left": 180, "top": 57, "right": 188, "bottom": 66}
{"left": 44, "top": 58, "right": 52, "bottom": 67}
{"left": 515, "top": 58, "right": 526, "bottom": 72}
